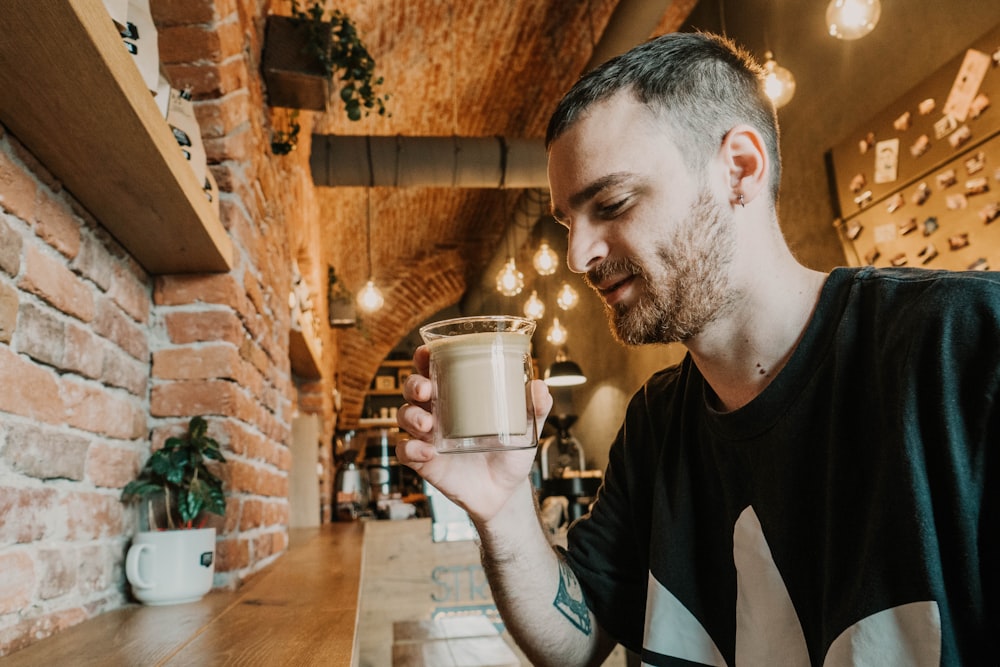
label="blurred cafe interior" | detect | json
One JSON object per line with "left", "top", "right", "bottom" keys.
{"left": 1, "top": 0, "right": 999, "bottom": 664}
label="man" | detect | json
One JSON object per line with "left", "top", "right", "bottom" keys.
{"left": 397, "top": 32, "right": 998, "bottom": 665}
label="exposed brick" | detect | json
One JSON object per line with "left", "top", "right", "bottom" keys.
{"left": 151, "top": 0, "right": 238, "bottom": 26}
{"left": 194, "top": 92, "right": 251, "bottom": 140}
{"left": 214, "top": 536, "right": 249, "bottom": 572}
{"left": 72, "top": 229, "right": 114, "bottom": 292}
{"left": 163, "top": 59, "right": 249, "bottom": 100}
{"left": 63, "top": 491, "right": 126, "bottom": 541}
{"left": 0, "top": 606, "right": 88, "bottom": 655}
{"left": 94, "top": 297, "right": 149, "bottom": 363}
{"left": 34, "top": 189, "right": 81, "bottom": 260}
{"left": 0, "top": 146, "right": 38, "bottom": 222}
{"left": 157, "top": 24, "right": 224, "bottom": 64}
{"left": 203, "top": 124, "right": 254, "bottom": 164}
{"left": 155, "top": 274, "right": 245, "bottom": 310}
{"left": 0, "top": 345, "right": 64, "bottom": 423}
{"left": 37, "top": 547, "right": 78, "bottom": 600}
{"left": 14, "top": 299, "right": 65, "bottom": 367}
{"left": 165, "top": 309, "right": 245, "bottom": 345}
{"left": 19, "top": 245, "right": 95, "bottom": 323}
{"left": 78, "top": 544, "right": 118, "bottom": 594}
{"left": 61, "top": 377, "right": 146, "bottom": 440}
{"left": 239, "top": 497, "right": 264, "bottom": 530}
{"left": 100, "top": 345, "right": 148, "bottom": 396}
{"left": 0, "top": 485, "right": 58, "bottom": 545}
{"left": 150, "top": 378, "right": 242, "bottom": 418}
{"left": 107, "top": 263, "right": 151, "bottom": 325}
{"left": 0, "top": 280, "right": 17, "bottom": 343}
{"left": 0, "top": 551, "right": 35, "bottom": 614}
{"left": 152, "top": 343, "right": 241, "bottom": 381}
{"left": 86, "top": 441, "right": 141, "bottom": 489}
{"left": 3, "top": 422, "right": 90, "bottom": 481}
{"left": 0, "top": 215, "right": 23, "bottom": 277}
{"left": 63, "top": 321, "right": 107, "bottom": 380}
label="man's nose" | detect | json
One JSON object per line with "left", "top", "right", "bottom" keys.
{"left": 566, "top": 218, "right": 608, "bottom": 274}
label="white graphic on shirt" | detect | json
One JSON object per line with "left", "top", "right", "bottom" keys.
{"left": 642, "top": 506, "right": 942, "bottom": 666}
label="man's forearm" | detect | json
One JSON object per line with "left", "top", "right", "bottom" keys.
{"left": 475, "top": 480, "right": 613, "bottom": 667}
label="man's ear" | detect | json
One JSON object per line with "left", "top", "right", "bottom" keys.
{"left": 720, "top": 124, "right": 768, "bottom": 207}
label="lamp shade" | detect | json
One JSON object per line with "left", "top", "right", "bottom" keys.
{"left": 544, "top": 358, "right": 587, "bottom": 387}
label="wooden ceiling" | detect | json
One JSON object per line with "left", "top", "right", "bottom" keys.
{"left": 307, "top": 0, "right": 701, "bottom": 312}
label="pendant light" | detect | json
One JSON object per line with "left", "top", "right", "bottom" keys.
{"left": 556, "top": 282, "right": 579, "bottom": 310}
{"left": 546, "top": 317, "right": 568, "bottom": 345}
{"left": 532, "top": 240, "right": 558, "bottom": 276}
{"left": 826, "top": 0, "right": 881, "bottom": 40}
{"left": 523, "top": 290, "right": 545, "bottom": 320}
{"left": 762, "top": 52, "right": 796, "bottom": 109}
{"left": 496, "top": 258, "right": 524, "bottom": 296}
{"left": 356, "top": 188, "right": 384, "bottom": 313}
{"left": 544, "top": 348, "right": 587, "bottom": 387}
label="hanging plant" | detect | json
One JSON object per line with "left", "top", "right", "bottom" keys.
{"left": 262, "top": 2, "right": 389, "bottom": 120}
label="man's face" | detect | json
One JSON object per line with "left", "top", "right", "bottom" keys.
{"left": 548, "top": 92, "right": 738, "bottom": 345}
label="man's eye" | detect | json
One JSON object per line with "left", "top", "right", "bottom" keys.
{"left": 597, "top": 198, "right": 629, "bottom": 218}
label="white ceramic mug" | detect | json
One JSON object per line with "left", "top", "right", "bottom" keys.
{"left": 125, "top": 527, "right": 216, "bottom": 605}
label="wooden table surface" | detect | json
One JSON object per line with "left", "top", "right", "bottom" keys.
{"left": 4, "top": 523, "right": 365, "bottom": 667}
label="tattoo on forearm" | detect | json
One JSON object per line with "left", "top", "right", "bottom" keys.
{"left": 553, "top": 560, "right": 592, "bottom": 635}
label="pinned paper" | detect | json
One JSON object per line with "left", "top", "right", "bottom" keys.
{"left": 874, "top": 138, "right": 899, "bottom": 184}
{"left": 943, "top": 48, "right": 990, "bottom": 122}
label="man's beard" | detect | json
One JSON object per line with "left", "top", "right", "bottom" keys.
{"left": 586, "top": 189, "right": 737, "bottom": 346}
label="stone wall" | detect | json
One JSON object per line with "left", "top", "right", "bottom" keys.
{"left": 0, "top": 0, "right": 337, "bottom": 655}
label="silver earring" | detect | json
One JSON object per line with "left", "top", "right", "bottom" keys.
{"left": 738, "top": 193, "right": 745, "bottom": 208}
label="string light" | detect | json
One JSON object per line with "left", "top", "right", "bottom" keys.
{"left": 496, "top": 258, "right": 524, "bottom": 296}
{"left": 546, "top": 317, "right": 568, "bottom": 345}
{"left": 532, "top": 241, "right": 558, "bottom": 276}
{"left": 556, "top": 282, "right": 579, "bottom": 310}
{"left": 762, "top": 52, "right": 796, "bottom": 109}
{"left": 826, "top": 0, "right": 881, "bottom": 40}
{"left": 523, "top": 290, "right": 545, "bottom": 320}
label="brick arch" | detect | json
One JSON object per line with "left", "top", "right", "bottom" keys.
{"left": 337, "top": 248, "right": 467, "bottom": 427}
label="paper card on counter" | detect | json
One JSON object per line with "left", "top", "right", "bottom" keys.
{"left": 943, "top": 48, "right": 990, "bottom": 123}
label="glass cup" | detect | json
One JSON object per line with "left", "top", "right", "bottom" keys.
{"left": 419, "top": 315, "right": 538, "bottom": 454}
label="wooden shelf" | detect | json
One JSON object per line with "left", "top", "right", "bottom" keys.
{"left": 367, "top": 389, "right": 401, "bottom": 396}
{"left": 0, "top": 0, "right": 233, "bottom": 274}
{"left": 289, "top": 325, "right": 322, "bottom": 378}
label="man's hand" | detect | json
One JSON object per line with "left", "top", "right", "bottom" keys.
{"left": 395, "top": 345, "right": 553, "bottom": 524}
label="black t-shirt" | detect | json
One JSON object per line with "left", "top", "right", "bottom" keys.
{"left": 565, "top": 267, "right": 1000, "bottom": 666}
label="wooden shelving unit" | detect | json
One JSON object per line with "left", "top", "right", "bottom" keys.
{"left": 288, "top": 325, "right": 323, "bottom": 379}
{"left": 0, "top": 0, "right": 233, "bottom": 274}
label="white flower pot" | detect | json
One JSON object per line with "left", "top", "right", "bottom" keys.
{"left": 125, "top": 527, "right": 216, "bottom": 605}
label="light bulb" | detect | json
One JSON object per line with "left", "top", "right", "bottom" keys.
{"left": 546, "top": 317, "right": 568, "bottom": 345}
{"left": 495, "top": 258, "right": 524, "bottom": 296}
{"left": 523, "top": 290, "right": 545, "bottom": 320}
{"left": 556, "top": 282, "right": 579, "bottom": 310}
{"left": 356, "top": 278, "right": 384, "bottom": 312}
{"left": 826, "top": 0, "right": 880, "bottom": 40}
{"left": 763, "top": 52, "right": 796, "bottom": 109}
{"left": 532, "top": 241, "right": 558, "bottom": 276}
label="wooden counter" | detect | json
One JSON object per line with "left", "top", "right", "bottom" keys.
{"left": 4, "top": 523, "right": 365, "bottom": 667}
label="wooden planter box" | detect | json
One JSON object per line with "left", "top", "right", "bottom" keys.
{"left": 262, "top": 15, "right": 332, "bottom": 111}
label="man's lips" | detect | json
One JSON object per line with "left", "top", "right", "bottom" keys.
{"left": 597, "top": 275, "right": 636, "bottom": 303}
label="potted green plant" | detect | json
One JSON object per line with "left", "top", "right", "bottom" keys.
{"left": 262, "top": 1, "right": 389, "bottom": 119}
{"left": 120, "top": 416, "right": 227, "bottom": 605}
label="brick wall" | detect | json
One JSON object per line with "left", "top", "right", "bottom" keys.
{"left": 0, "top": 0, "right": 336, "bottom": 655}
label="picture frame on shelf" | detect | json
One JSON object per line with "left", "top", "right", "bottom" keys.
{"left": 397, "top": 368, "right": 413, "bottom": 387}
{"left": 374, "top": 376, "right": 396, "bottom": 391}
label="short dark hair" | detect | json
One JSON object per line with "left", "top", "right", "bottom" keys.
{"left": 546, "top": 32, "right": 782, "bottom": 201}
